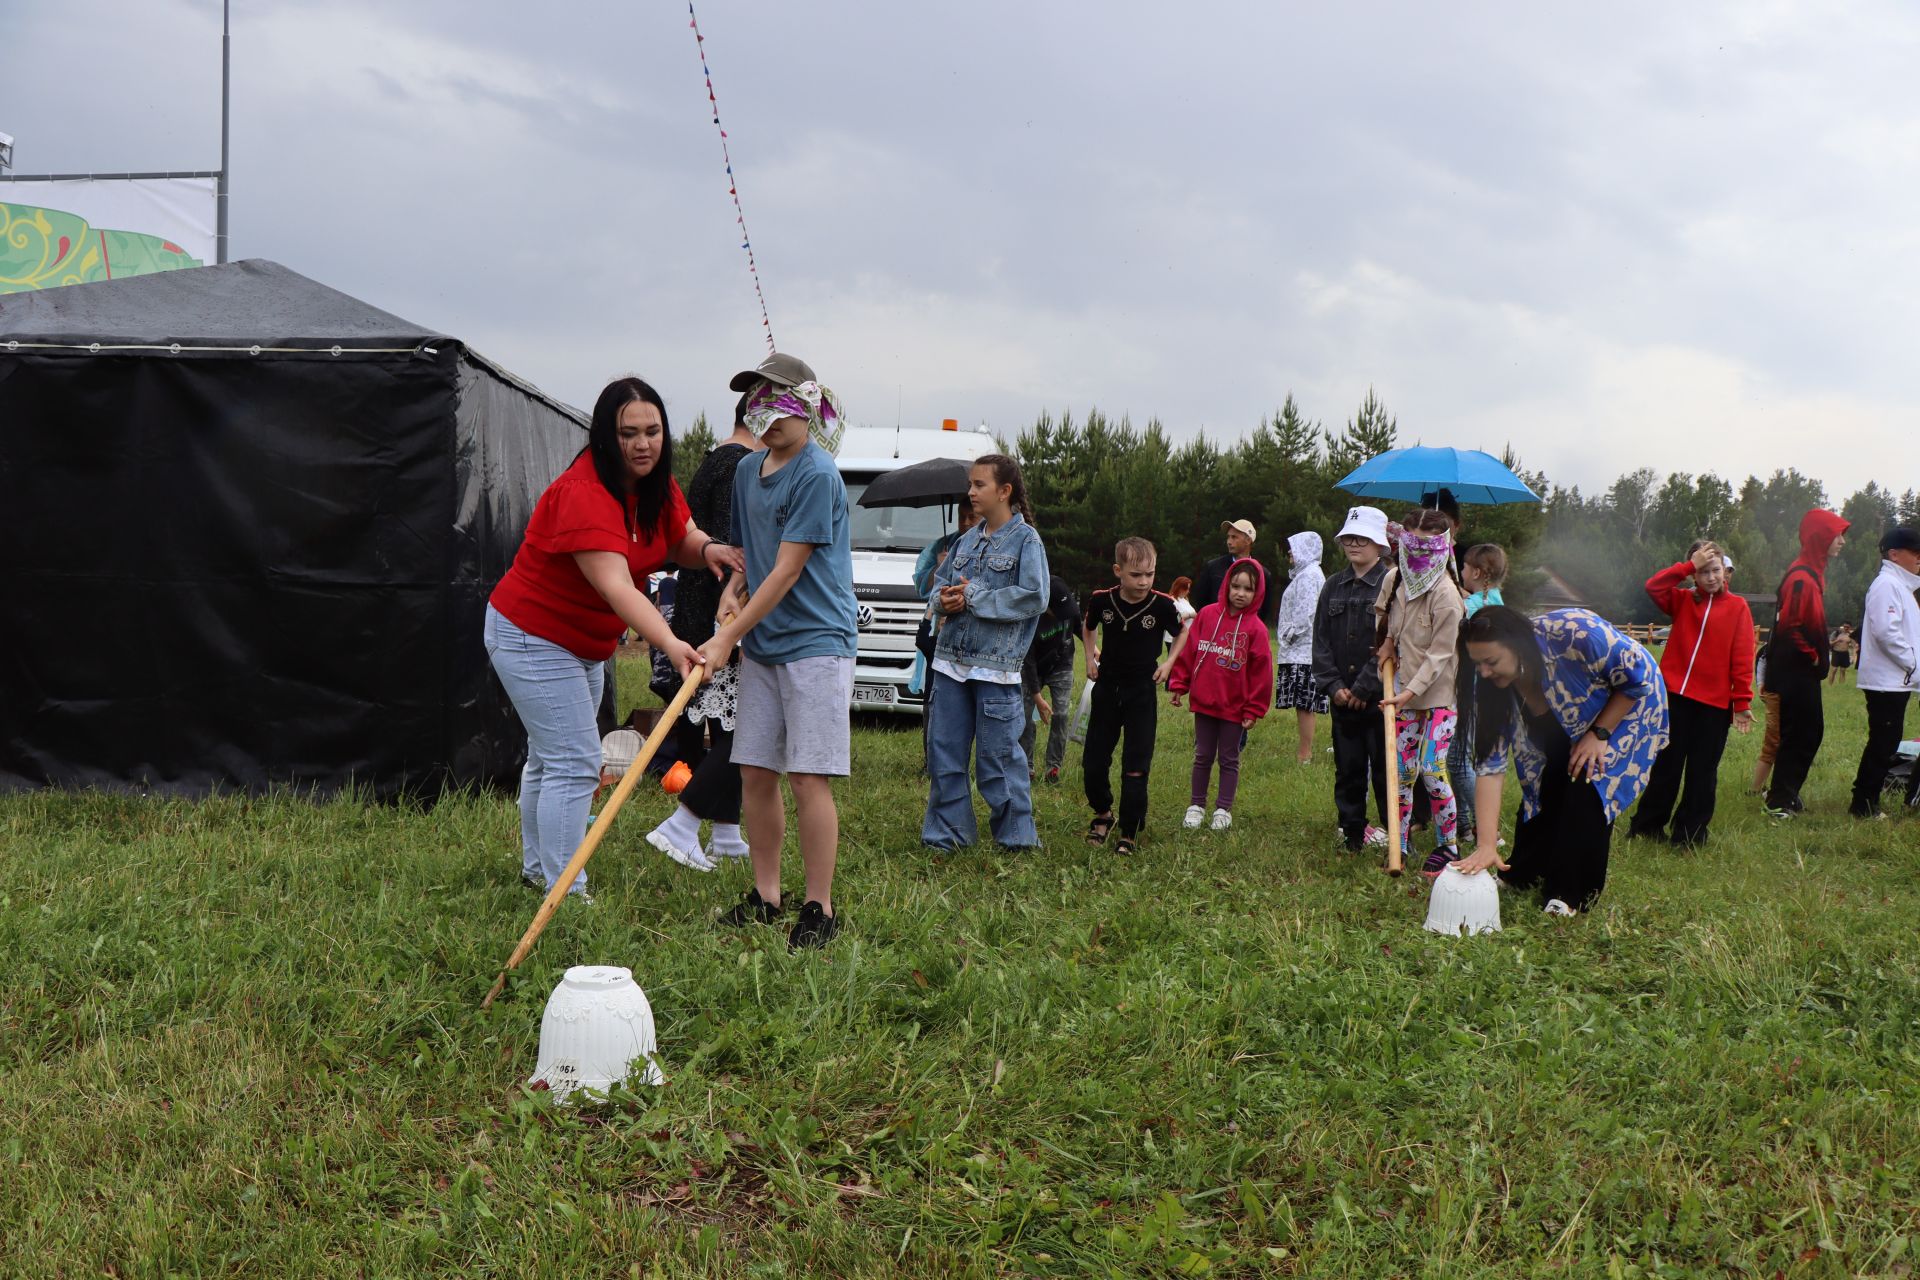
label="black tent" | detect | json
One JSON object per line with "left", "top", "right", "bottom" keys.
{"left": 0, "top": 259, "right": 585, "bottom": 798}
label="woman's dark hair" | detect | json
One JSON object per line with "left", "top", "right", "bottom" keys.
{"left": 973, "top": 453, "right": 1035, "bottom": 526}
{"left": 1465, "top": 605, "right": 1543, "bottom": 764}
{"left": 582, "top": 376, "right": 675, "bottom": 539}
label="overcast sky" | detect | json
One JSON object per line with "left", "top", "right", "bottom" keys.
{"left": 7, "top": 1, "right": 1914, "bottom": 499}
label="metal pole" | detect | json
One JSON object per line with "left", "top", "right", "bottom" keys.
{"left": 217, "top": 0, "right": 230, "bottom": 263}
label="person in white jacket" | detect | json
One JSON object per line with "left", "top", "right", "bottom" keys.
{"left": 1273, "top": 530, "right": 1329, "bottom": 763}
{"left": 1848, "top": 526, "right": 1920, "bottom": 817}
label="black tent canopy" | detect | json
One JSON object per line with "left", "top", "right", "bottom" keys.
{"left": 0, "top": 259, "right": 586, "bottom": 798}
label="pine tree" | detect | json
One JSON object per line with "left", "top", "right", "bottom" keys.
{"left": 674, "top": 412, "right": 716, "bottom": 493}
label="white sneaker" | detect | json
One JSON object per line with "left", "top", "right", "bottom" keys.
{"left": 1363, "top": 825, "right": 1388, "bottom": 846}
{"left": 1183, "top": 805, "right": 1206, "bottom": 829}
{"left": 647, "top": 827, "right": 716, "bottom": 873}
{"left": 708, "top": 829, "right": 751, "bottom": 859}
{"left": 1543, "top": 898, "right": 1575, "bottom": 917}
{"left": 1209, "top": 808, "right": 1233, "bottom": 831}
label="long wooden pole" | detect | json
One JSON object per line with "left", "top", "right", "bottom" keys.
{"left": 1381, "top": 658, "right": 1402, "bottom": 877}
{"left": 483, "top": 668, "right": 703, "bottom": 1009}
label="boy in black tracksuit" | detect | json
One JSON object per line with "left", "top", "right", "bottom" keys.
{"left": 1081, "top": 538, "right": 1191, "bottom": 854}
{"left": 1021, "top": 574, "right": 1080, "bottom": 781}
{"left": 1313, "top": 507, "right": 1392, "bottom": 852}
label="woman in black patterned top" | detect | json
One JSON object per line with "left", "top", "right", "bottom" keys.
{"left": 647, "top": 394, "right": 764, "bottom": 871}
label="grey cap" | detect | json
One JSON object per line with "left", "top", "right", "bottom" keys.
{"left": 728, "top": 351, "right": 817, "bottom": 393}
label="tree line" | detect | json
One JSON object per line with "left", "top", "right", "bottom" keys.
{"left": 675, "top": 394, "right": 1916, "bottom": 630}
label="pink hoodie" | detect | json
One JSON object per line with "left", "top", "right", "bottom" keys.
{"left": 1170, "top": 557, "right": 1275, "bottom": 723}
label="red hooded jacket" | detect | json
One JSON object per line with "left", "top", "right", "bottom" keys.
{"left": 1646, "top": 561, "right": 1755, "bottom": 712}
{"left": 1170, "top": 557, "right": 1274, "bottom": 723}
{"left": 1765, "top": 509, "right": 1850, "bottom": 679}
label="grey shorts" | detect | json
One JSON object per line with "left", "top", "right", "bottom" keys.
{"left": 732, "top": 654, "right": 854, "bottom": 777}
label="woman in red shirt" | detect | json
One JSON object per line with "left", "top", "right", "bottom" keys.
{"left": 485, "top": 376, "right": 738, "bottom": 900}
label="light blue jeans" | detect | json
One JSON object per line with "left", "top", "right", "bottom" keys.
{"left": 921, "top": 670, "right": 1038, "bottom": 849}
{"left": 484, "top": 605, "right": 601, "bottom": 894}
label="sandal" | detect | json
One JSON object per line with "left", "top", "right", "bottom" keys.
{"left": 1085, "top": 815, "right": 1115, "bottom": 846}
{"left": 1113, "top": 836, "right": 1137, "bottom": 857}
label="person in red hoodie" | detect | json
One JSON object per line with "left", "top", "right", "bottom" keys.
{"left": 1628, "top": 540, "right": 1754, "bottom": 846}
{"left": 1763, "top": 509, "right": 1849, "bottom": 817}
{"left": 1169, "top": 559, "right": 1273, "bottom": 831}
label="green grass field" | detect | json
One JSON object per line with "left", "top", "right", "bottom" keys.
{"left": 3, "top": 661, "right": 1917, "bottom": 1278}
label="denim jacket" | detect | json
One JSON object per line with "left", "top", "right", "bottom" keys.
{"left": 1312, "top": 559, "right": 1388, "bottom": 707}
{"left": 928, "top": 514, "right": 1050, "bottom": 675}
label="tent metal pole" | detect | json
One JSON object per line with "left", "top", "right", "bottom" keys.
{"left": 217, "top": 0, "right": 230, "bottom": 264}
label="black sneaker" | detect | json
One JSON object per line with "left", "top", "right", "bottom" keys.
{"left": 717, "top": 887, "right": 785, "bottom": 928}
{"left": 788, "top": 900, "right": 841, "bottom": 950}
{"left": 520, "top": 871, "right": 544, "bottom": 891}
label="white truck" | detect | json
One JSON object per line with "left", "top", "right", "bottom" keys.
{"left": 836, "top": 423, "right": 997, "bottom": 714}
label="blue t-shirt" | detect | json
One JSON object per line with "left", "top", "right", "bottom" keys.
{"left": 730, "top": 442, "right": 858, "bottom": 665}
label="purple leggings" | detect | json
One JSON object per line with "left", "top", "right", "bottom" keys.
{"left": 1191, "top": 713, "right": 1244, "bottom": 811}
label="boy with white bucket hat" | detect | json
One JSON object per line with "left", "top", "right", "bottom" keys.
{"left": 1313, "top": 506, "right": 1393, "bottom": 852}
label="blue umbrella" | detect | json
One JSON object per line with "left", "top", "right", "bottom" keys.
{"left": 1334, "top": 446, "right": 1540, "bottom": 506}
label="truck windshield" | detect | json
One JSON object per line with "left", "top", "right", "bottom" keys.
{"left": 843, "top": 480, "right": 956, "bottom": 553}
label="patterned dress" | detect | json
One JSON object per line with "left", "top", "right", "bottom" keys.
{"left": 1480, "top": 610, "right": 1670, "bottom": 823}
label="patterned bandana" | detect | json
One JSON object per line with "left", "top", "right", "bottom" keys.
{"left": 1390, "top": 523, "right": 1454, "bottom": 600}
{"left": 743, "top": 379, "right": 844, "bottom": 455}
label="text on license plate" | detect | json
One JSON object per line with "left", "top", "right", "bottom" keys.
{"left": 852, "top": 684, "right": 897, "bottom": 704}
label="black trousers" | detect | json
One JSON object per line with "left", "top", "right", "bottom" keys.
{"left": 1504, "top": 725, "right": 1612, "bottom": 910}
{"left": 1329, "top": 706, "right": 1388, "bottom": 840}
{"left": 1766, "top": 668, "right": 1825, "bottom": 810}
{"left": 1850, "top": 690, "right": 1914, "bottom": 815}
{"left": 1083, "top": 677, "right": 1158, "bottom": 836}
{"left": 1630, "top": 695, "right": 1732, "bottom": 844}
{"left": 678, "top": 721, "right": 740, "bottom": 825}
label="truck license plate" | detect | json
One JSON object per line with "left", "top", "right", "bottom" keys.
{"left": 852, "top": 684, "right": 896, "bottom": 705}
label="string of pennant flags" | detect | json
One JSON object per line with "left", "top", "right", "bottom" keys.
{"left": 689, "top": 2, "right": 776, "bottom": 355}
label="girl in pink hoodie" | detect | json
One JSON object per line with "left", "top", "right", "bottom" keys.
{"left": 1169, "top": 559, "right": 1274, "bottom": 830}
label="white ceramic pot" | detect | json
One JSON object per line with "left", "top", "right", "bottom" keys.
{"left": 530, "top": 965, "right": 664, "bottom": 1101}
{"left": 1423, "top": 865, "right": 1502, "bottom": 936}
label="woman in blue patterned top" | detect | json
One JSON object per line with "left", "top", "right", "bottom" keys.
{"left": 1453, "top": 606, "right": 1670, "bottom": 914}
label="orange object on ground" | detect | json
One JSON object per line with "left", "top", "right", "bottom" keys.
{"left": 662, "top": 761, "right": 693, "bottom": 794}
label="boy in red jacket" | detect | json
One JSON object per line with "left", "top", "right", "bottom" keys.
{"left": 1169, "top": 559, "right": 1274, "bottom": 831}
{"left": 1764, "top": 509, "right": 1849, "bottom": 816}
{"left": 1628, "top": 540, "right": 1754, "bottom": 846}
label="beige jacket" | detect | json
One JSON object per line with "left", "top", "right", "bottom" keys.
{"left": 1374, "top": 572, "right": 1464, "bottom": 711}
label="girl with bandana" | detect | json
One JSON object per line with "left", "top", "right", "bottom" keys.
{"left": 1375, "top": 509, "right": 1467, "bottom": 876}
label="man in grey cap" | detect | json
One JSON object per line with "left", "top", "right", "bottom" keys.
{"left": 728, "top": 351, "right": 818, "bottom": 393}
{"left": 1196, "top": 518, "right": 1278, "bottom": 627}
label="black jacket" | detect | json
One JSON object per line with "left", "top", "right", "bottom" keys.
{"left": 1024, "top": 575, "right": 1080, "bottom": 679}
{"left": 1197, "top": 551, "right": 1280, "bottom": 626}
{"left": 1312, "top": 560, "right": 1388, "bottom": 707}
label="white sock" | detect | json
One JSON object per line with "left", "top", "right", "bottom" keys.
{"left": 654, "top": 804, "right": 701, "bottom": 851}
{"left": 709, "top": 823, "right": 749, "bottom": 857}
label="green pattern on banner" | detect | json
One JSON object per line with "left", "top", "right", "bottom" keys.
{"left": 2, "top": 200, "right": 204, "bottom": 294}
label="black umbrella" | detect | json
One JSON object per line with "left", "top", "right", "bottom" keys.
{"left": 856, "top": 456, "right": 974, "bottom": 508}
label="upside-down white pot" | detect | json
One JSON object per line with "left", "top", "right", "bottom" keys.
{"left": 530, "top": 965, "right": 664, "bottom": 1101}
{"left": 1423, "top": 864, "right": 1502, "bottom": 936}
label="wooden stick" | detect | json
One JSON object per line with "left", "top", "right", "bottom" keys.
{"left": 483, "top": 668, "right": 704, "bottom": 1009}
{"left": 1381, "top": 657, "right": 1402, "bottom": 877}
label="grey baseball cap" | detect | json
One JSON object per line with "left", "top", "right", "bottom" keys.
{"left": 728, "top": 351, "right": 817, "bottom": 393}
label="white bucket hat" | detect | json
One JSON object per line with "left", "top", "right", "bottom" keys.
{"left": 1336, "top": 505, "right": 1390, "bottom": 549}
{"left": 1423, "top": 865, "right": 1502, "bottom": 936}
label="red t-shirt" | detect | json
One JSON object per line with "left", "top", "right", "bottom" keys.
{"left": 489, "top": 452, "right": 691, "bottom": 660}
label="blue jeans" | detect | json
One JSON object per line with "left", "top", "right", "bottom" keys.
{"left": 922, "top": 670, "right": 1038, "bottom": 848}
{"left": 484, "top": 605, "right": 601, "bottom": 893}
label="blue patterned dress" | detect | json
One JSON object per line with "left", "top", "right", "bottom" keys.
{"left": 1481, "top": 610, "right": 1670, "bottom": 823}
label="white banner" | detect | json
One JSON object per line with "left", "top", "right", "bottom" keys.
{"left": 1, "top": 176, "right": 217, "bottom": 293}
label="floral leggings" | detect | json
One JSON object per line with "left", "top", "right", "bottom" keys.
{"left": 1396, "top": 707, "right": 1458, "bottom": 852}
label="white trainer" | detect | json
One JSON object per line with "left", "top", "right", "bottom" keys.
{"left": 1209, "top": 808, "right": 1233, "bottom": 831}
{"left": 1543, "top": 898, "right": 1576, "bottom": 917}
{"left": 1183, "top": 805, "right": 1206, "bottom": 829}
{"left": 647, "top": 827, "right": 716, "bottom": 873}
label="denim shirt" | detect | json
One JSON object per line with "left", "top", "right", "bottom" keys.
{"left": 928, "top": 514, "right": 1050, "bottom": 675}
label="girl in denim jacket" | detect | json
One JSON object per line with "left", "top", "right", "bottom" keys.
{"left": 922, "top": 455, "right": 1050, "bottom": 849}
